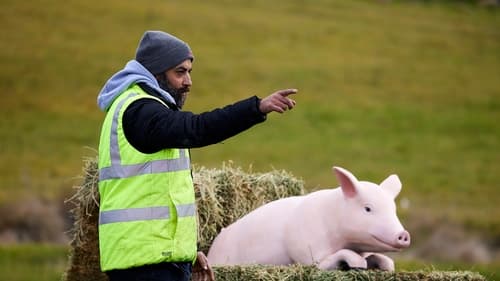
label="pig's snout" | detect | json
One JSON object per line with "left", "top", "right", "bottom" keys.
{"left": 396, "top": 230, "right": 411, "bottom": 248}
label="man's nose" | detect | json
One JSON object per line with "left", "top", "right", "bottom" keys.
{"left": 183, "top": 73, "right": 192, "bottom": 86}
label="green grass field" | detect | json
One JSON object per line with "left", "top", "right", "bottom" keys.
{"left": 1, "top": 0, "right": 499, "bottom": 280}
{"left": 0, "top": 244, "right": 67, "bottom": 281}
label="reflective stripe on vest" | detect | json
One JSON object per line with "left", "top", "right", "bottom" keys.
{"left": 99, "top": 203, "right": 196, "bottom": 225}
{"left": 99, "top": 150, "right": 190, "bottom": 180}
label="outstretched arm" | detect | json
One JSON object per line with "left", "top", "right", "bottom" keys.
{"left": 123, "top": 87, "right": 298, "bottom": 153}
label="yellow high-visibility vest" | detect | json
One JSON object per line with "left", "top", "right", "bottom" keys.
{"left": 98, "top": 84, "right": 197, "bottom": 271}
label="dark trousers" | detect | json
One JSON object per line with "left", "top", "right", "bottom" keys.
{"left": 106, "top": 262, "right": 192, "bottom": 281}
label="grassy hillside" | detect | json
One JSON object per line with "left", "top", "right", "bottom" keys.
{"left": 0, "top": 0, "right": 499, "bottom": 279}
{"left": 0, "top": 244, "right": 67, "bottom": 281}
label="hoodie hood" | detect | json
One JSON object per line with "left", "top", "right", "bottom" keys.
{"left": 97, "top": 60, "right": 176, "bottom": 111}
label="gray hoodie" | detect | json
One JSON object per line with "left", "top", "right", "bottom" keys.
{"left": 97, "top": 60, "right": 176, "bottom": 111}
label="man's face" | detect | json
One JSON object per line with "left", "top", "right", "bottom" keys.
{"left": 157, "top": 59, "right": 192, "bottom": 109}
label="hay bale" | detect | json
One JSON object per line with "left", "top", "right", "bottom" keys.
{"left": 63, "top": 157, "right": 107, "bottom": 281}
{"left": 196, "top": 168, "right": 489, "bottom": 280}
{"left": 62, "top": 159, "right": 487, "bottom": 281}
{"left": 63, "top": 159, "right": 304, "bottom": 281}
{"left": 212, "top": 265, "right": 488, "bottom": 281}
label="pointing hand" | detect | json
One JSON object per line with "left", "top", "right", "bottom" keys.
{"left": 259, "top": 88, "right": 298, "bottom": 114}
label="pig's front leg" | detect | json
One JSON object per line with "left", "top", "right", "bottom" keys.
{"left": 362, "top": 253, "right": 395, "bottom": 271}
{"left": 317, "top": 249, "right": 367, "bottom": 270}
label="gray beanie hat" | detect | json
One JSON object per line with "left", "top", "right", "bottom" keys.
{"left": 135, "top": 30, "right": 194, "bottom": 75}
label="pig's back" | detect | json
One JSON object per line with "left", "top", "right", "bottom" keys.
{"left": 207, "top": 196, "right": 303, "bottom": 265}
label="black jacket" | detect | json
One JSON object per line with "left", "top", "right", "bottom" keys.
{"left": 122, "top": 83, "right": 267, "bottom": 154}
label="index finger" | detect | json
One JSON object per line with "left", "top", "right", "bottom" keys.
{"left": 276, "top": 88, "right": 298, "bottom": 97}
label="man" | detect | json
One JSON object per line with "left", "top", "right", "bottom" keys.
{"left": 96, "top": 30, "right": 297, "bottom": 281}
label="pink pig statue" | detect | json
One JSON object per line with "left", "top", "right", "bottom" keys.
{"left": 207, "top": 166, "right": 411, "bottom": 271}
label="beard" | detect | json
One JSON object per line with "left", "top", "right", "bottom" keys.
{"left": 157, "top": 75, "right": 189, "bottom": 109}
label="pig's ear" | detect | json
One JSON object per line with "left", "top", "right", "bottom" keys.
{"left": 380, "top": 174, "right": 402, "bottom": 199}
{"left": 333, "top": 166, "right": 359, "bottom": 198}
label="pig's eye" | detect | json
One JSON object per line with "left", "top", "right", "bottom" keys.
{"left": 364, "top": 206, "right": 372, "bottom": 213}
